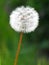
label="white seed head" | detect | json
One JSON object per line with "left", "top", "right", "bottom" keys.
{"left": 10, "top": 6, "right": 39, "bottom": 33}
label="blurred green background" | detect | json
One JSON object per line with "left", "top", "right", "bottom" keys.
{"left": 0, "top": 0, "right": 49, "bottom": 65}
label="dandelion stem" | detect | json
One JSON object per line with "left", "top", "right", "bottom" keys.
{"left": 14, "top": 32, "right": 23, "bottom": 65}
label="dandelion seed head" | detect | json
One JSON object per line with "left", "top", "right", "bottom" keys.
{"left": 10, "top": 6, "right": 39, "bottom": 33}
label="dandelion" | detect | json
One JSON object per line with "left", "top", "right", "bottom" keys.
{"left": 9, "top": 6, "right": 39, "bottom": 65}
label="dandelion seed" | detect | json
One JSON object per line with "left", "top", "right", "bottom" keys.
{"left": 10, "top": 6, "right": 39, "bottom": 33}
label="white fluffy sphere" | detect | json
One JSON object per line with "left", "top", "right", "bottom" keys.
{"left": 10, "top": 6, "right": 39, "bottom": 33}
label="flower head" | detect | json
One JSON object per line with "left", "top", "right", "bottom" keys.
{"left": 10, "top": 6, "right": 39, "bottom": 33}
